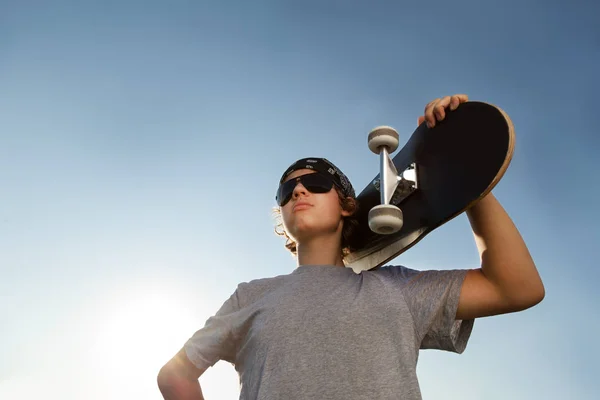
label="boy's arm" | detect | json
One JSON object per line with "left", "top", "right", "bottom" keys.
{"left": 157, "top": 348, "right": 208, "bottom": 400}
{"left": 457, "top": 193, "right": 545, "bottom": 320}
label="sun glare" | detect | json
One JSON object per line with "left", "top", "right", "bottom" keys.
{"left": 82, "top": 283, "right": 241, "bottom": 399}
{"left": 88, "top": 286, "right": 198, "bottom": 380}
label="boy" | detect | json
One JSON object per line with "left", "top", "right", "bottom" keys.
{"left": 157, "top": 94, "right": 545, "bottom": 399}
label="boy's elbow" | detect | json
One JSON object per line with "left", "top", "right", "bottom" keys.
{"left": 508, "top": 279, "right": 546, "bottom": 312}
{"left": 157, "top": 367, "right": 193, "bottom": 399}
{"left": 523, "top": 271, "right": 546, "bottom": 308}
{"left": 157, "top": 364, "right": 177, "bottom": 394}
{"left": 530, "top": 282, "right": 545, "bottom": 308}
{"left": 156, "top": 349, "right": 206, "bottom": 399}
{"left": 534, "top": 279, "right": 546, "bottom": 303}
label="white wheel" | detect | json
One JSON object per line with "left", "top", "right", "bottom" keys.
{"left": 368, "top": 204, "right": 403, "bottom": 234}
{"left": 368, "top": 126, "right": 399, "bottom": 154}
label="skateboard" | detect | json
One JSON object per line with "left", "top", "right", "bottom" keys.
{"left": 345, "top": 101, "right": 515, "bottom": 273}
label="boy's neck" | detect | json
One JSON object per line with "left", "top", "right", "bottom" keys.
{"left": 296, "top": 235, "right": 345, "bottom": 268}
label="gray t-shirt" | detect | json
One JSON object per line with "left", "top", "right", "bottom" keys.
{"left": 184, "top": 264, "right": 474, "bottom": 399}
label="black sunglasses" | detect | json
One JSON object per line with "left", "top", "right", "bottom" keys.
{"left": 276, "top": 173, "right": 336, "bottom": 206}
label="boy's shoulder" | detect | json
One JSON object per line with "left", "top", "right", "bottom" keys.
{"left": 232, "top": 271, "right": 294, "bottom": 307}
{"left": 370, "top": 264, "right": 422, "bottom": 280}
{"left": 237, "top": 273, "right": 289, "bottom": 291}
{"left": 371, "top": 264, "right": 467, "bottom": 286}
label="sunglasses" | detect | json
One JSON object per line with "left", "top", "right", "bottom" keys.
{"left": 276, "top": 173, "right": 336, "bottom": 206}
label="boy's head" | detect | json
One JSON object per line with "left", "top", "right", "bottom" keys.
{"left": 273, "top": 158, "right": 359, "bottom": 259}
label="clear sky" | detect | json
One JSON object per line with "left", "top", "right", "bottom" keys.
{"left": 1, "top": 0, "right": 599, "bottom": 399}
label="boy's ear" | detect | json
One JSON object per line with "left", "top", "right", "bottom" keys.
{"left": 341, "top": 197, "right": 358, "bottom": 217}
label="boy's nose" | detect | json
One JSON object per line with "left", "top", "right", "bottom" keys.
{"left": 292, "top": 182, "right": 308, "bottom": 198}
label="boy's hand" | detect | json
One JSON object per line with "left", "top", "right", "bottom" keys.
{"left": 418, "top": 94, "right": 469, "bottom": 128}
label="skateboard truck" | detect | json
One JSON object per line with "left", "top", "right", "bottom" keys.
{"left": 367, "top": 126, "right": 418, "bottom": 235}
{"left": 372, "top": 163, "right": 418, "bottom": 204}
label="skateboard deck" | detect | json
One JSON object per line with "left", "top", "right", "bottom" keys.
{"left": 345, "top": 101, "right": 515, "bottom": 273}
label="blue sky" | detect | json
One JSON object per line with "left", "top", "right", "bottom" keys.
{"left": 1, "top": 0, "right": 598, "bottom": 398}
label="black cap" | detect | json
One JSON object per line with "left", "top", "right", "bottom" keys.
{"left": 279, "top": 157, "right": 355, "bottom": 198}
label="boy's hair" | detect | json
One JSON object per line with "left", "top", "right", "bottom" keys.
{"left": 273, "top": 185, "right": 360, "bottom": 260}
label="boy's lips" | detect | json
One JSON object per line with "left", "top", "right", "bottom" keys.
{"left": 293, "top": 201, "right": 312, "bottom": 211}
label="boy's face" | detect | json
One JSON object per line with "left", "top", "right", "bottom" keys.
{"left": 279, "top": 169, "right": 351, "bottom": 244}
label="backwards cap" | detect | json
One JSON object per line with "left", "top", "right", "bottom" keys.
{"left": 279, "top": 157, "right": 355, "bottom": 199}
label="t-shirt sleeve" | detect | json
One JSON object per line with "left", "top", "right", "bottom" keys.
{"left": 184, "top": 289, "right": 242, "bottom": 370}
{"left": 392, "top": 266, "right": 474, "bottom": 354}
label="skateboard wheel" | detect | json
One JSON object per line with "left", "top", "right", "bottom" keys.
{"left": 368, "top": 204, "right": 403, "bottom": 234}
{"left": 368, "top": 126, "right": 399, "bottom": 154}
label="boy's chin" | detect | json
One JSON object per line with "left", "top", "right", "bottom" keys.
{"left": 291, "top": 225, "right": 339, "bottom": 242}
